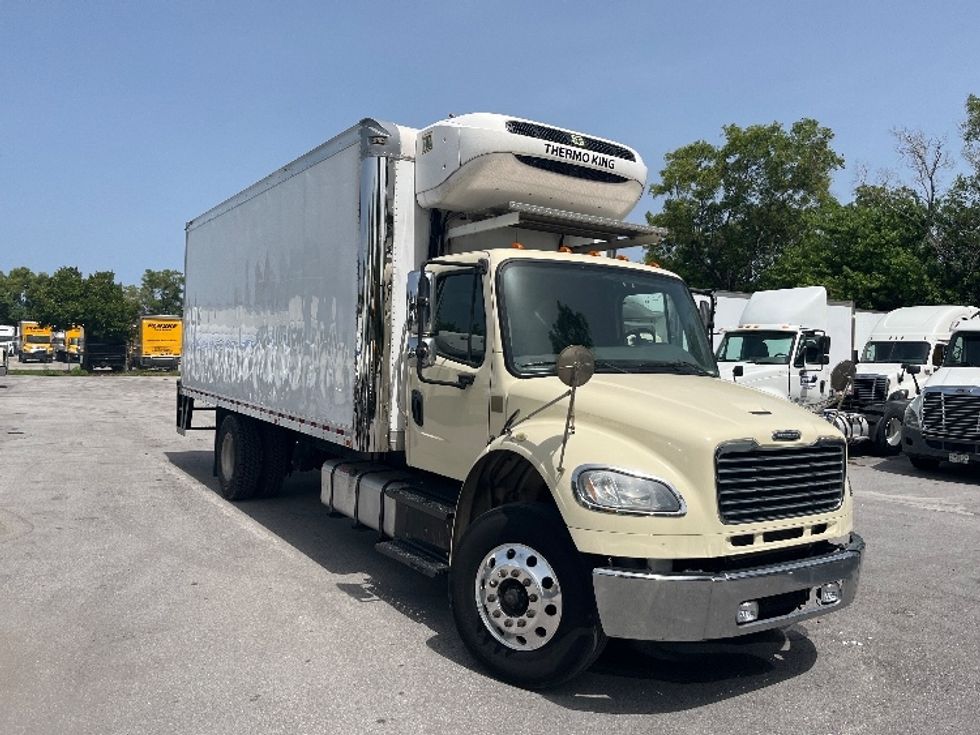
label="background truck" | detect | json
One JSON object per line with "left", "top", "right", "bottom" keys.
{"left": 18, "top": 321, "right": 53, "bottom": 363}
{"left": 902, "top": 316, "right": 980, "bottom": 470}
{"left": 177, "top": 113, "right": 862, "bottom": 688}
{"left": 714, "top": 287, "right": 839, "bottom": 405}
{"left": 131, "top": 315, "right": 181, "bottom": 370}
{"left": 80, "top": 330, "right": 127, "bottom": 372}
{"left": 0, "top": 324, "right": 16, "bottom": 362}
{"left": 56, "top": 326, "right": 83, "bottom": 363}
{"left": 825, "top": 305, "right": 977, "bottom": 452}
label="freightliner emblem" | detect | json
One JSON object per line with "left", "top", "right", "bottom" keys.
{"left": 772, "top": 430, "right": 802, "bottom": 441}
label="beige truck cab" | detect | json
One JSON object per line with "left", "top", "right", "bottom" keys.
{"left": 178, "top": 113, "right": 862, "bottom": 688}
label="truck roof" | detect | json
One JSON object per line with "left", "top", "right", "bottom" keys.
{"left": 446, "top": 247, "right": 684, "bottom": 281}
{"left": 870, "top": 305, "right": 978, "bottom": 340}
{"left": 738, "top": 286, "right": 827, "bottom": 331}
{"left": 186, "top": 118, "right": 415, "bottom": 232}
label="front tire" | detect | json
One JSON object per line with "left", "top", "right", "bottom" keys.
{"left": 216, "top": 414, "right": 263, "bottom": 500}
{"left": 449, "top": 503, "right": 605, "bottom": 689}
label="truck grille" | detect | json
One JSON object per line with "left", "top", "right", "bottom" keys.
{"left": 505, "top": 120, "right": 637, "bottom": 162}
{"left": 851, "top": 374, "right": 888, "bottom": 405}
{"left": 921, "top": 391, "right": 980, "bottom": 441}
{"left": 715, "top": 442, "right": 845, "bottom": 525}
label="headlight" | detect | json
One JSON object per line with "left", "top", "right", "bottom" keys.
{"left": 904, "top": 394, "right": 923, "bottom": 431}
{"left": 573, "top": 466, "right": 685, "bottom": 515}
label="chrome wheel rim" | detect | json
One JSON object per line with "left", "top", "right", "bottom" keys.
{"left": 886, "top": 417, "right": 903, "bottom": 447}
{"left": 474, "top": 543, "right": 563, "bottom": 651}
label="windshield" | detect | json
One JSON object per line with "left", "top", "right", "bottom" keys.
{"left": 944, "top": 332, "right": 980, "bottom": 367}
{"left": 716, "top": 330, "right": 796, "bottom": 364}
{"left": 497, "top": 261, "right": 717, "bottom": 377}
{"left": 26, "top": 335, "right": 50, "bottom": 344}
{"left": 861, "top": 341, "right": 929, "bottom": 364}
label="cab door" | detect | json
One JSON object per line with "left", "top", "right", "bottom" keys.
{"left": 406, "top": 262, "right": 493, "bottom": 480}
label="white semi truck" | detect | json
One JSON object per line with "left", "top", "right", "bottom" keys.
{"left": 0, "top": 324, "right": 16, "bottom": 364}
{"left": 177, "top": 113, "right": 863, "bottom": 688}
{"left": 901, "top": 316, "right": 980, "bottom": 470}
{"left": 714, "top": 287, "right": 840, "bottom": 406}
{"left": 826, "top": 305, "right": 977, "bottom": 452}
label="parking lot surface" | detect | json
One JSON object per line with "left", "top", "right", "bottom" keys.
{"left": 1, "top": 375, "right": 978, "bottom": 735}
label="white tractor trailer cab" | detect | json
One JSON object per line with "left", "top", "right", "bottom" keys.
{"left": 715, "top": 287, "right": 837, "bottom": 406}
{"left": 902, "top": 317, "right": 980, "bottom": 470}
{"left": 825, "top": 305, "right": 977, "bottom": 453}
{"left": 177, "top": 113, "right": 863, "bottom": 688}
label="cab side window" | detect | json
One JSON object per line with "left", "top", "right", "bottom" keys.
{"left": 432, "top": 271, "right": 486, "bottom": 366}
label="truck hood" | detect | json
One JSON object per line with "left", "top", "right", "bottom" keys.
{"left": 506, "top": 373, "right": 839, "bottom": 450}
{"left": 716, "top": 362, "right": 791, "bottom": 399}
{"left": 924, "top": 366, "right": 980, "bottom": 389}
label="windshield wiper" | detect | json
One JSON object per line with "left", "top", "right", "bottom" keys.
{"left": 636, "top": 360, "right": 713, "bottom": 376}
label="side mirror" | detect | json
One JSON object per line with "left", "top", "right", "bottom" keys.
{"left": 408, "top": 270, "right": 433, "bottom": 336}
{"left": 698, "top": 300, "right": 712, "bottom": 330}
{"left": 733, "top": 365, "right": 744, "bottom": 381}
{"left": 904, "top": 363, "right": 921, "bottom": 375}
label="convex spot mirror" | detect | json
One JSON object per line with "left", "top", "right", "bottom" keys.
{"left": 556, "top": 345, "right": 595, "bottom": 388}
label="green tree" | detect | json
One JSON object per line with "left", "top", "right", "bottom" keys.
{"left": 646, "top": 118, "right": 845, "bottom": 290}
{"left": 138, "top": 269, "right": 184, "bottom": 316}
{"left": 0, "top": 267, "right": 44, "bottom": 324}
{"left": 81, "top": 271, "right": 138, "bottom": 339}
{"left": 764, "top": 186, "right": 938, "bottom": 310}
{"left": 31, "top": 266, "right": 86, "bottom": 330}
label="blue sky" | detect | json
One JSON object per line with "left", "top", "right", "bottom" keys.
{"left": 2, "top": 1, "right": 978, "bottom": 284}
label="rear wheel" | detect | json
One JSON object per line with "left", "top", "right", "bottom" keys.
{"left": 449, "top": 503, "right": 605, "bottom": 689}
{"left": 874, "top": 403, "right": 905, "bottom": 456}
{"left": 216, "top": 414, "right": 263, "bottom": 500}
{"left": 255, "top": 424, "right": 292, "bottom": 498}
{"left": 908, "top": 454, "right": 941, "bottom": 471}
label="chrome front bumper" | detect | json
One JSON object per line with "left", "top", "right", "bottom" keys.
{"left": 593, "top": 533, "right": 864, "bottom": 641}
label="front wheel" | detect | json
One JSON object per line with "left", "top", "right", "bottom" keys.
{"left": 449, "top": 503, "right": 606, "bottom": 689}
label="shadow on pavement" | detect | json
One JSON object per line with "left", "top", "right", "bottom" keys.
{"left": 167, "top": 449, "right": 821, "bottom": 711}
{"left": 859, "top": 453, "right": 979, "bottom": 483}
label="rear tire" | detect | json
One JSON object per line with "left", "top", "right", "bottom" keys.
{"left": 255, "top": 424, "right": 291, "bottom": 498}
{"left": 449, "top": 503, "right": 606, "bottom": 689}
{"left": 874, "top": 403, "right": 905, "bottom": 456}
{"left": 216, "top": 414, "right": 263, "bottom": 500}
{"left": 908, "top": 454, "right": 940, "bottom": 471}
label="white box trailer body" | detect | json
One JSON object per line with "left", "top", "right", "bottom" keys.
{"left": 182, "top": 120, "right": 423, "bottom": 453}
{"left": 178, "top": 113, "right": 862, "bottom": 688}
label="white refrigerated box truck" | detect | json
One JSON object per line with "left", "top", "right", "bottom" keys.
{"left": 177, "top": 113, "right": 862, "bottom": 688}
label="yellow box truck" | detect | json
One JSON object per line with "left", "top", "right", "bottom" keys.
{"left": 132, "top": 315, "right": 181, "bottom": 370}
{"left": 18, "top": 321, "right": 53, "bottom": 363}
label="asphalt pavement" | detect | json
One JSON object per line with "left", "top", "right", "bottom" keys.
{"left": 1, "top": 375, "right": 978, "bottom": 735}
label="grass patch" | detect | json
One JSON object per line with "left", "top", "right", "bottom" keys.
{"left": 6, "top": 368, "right": 180, "bottom": 377}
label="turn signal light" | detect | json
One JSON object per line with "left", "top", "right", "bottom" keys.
{"left": 511, "top": 242, "right": 525, "bottom": 249}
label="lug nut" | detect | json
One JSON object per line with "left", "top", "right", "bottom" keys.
{"left": 526, "top": 610, "right": 536, "bottom": 618}
{"left": 522, "top": 578, "right": 531, "bottom": 587}
{"left": 499, "top": 570, "right": 508, "bottom": 578}
{"left": 517, "top": 619, "right": 527, "bottom": 628}
{"left": 510, "top": 569, "right": 520, "bottom": 578}
{"left": 528, "top": 594, "right": 538, "bottom": 602}
{"left": 487, "top": 594, "right": 496, "bottom": 602}
{"left": 504, "top": 619, "right": 513, "bottom": 628}
{"left": 492, "top": 610, "right": 501, "bottom": 618}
